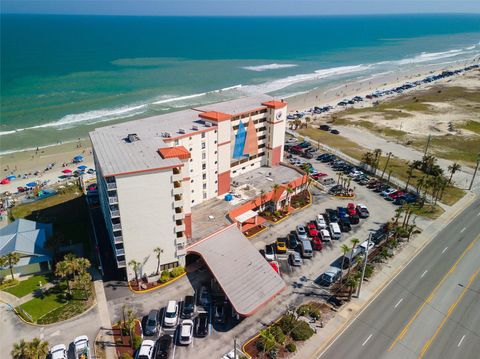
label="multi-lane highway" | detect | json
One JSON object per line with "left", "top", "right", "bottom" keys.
{"left": 319, "top": 198, "right": 480, "bottom": 359}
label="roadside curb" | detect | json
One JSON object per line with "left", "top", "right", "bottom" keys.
{"left": 128, "top": 272, "right": 187, "bottom": 294}
{"left": 308, "top": 192, "right": 477, "bottom": 359}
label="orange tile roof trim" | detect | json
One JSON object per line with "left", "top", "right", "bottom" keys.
{"left": 199, "top": 111, "right": 232, "bottom": 122}
{"left": 261, "top": 100, "right": 287, "bottom": 109}
{"left": 158, "top": 146, "right": 191, "bottom": 160}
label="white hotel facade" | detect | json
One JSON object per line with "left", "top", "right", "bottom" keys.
{"left": 90, "top": 95, "right": 287, "bottom": 280}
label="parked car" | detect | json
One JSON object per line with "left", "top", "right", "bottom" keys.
{"left": 307, "top": 223, "right": 318, "bottom": 237}
{"left": 145, "top": 309, "right": 160, "bottom": 336}
{"left": 50, "top": 344, "right": 67, "bottom": 359}
{"left": 270, "top": 261, "right": 280, "bottom": 274}
{"left": 330, "top": 129, "right": 340, "bottom": 135}
{"left": 178, "top": 320, "right": 194, "bottom": 345}
{"left": 299, "top": 240, "right": 313, "bottom": 258}
{"left": 289, "top": 252, "right": 303, "bottom": 266}
{"left": 318, "top": 267, "right": 342, "bottom": 287}
{"left": 319, "top": 229, "right": 332, "bottom": 246}
{"left": 325, "top": 209, "right": 338, "bottom": 223}
{"left": 380, "top": 187, "right": 397, "bottom": 197}
{"left": 316, "top": 214, "right": 327, "bottom": 229}
{"left": 137, "top": 340, "right": 156, "bottom": 359}
{"left": 265, "top": 244, "right": 275, "bottom": 261}
{"left": 349, "top": 213, "right": 360, "bottom": 225}
{"left": 287, "top": 232, "right": 299, "bottom": 249}
{"left": 214, "top": 305, "right": 226, "bottom": 324}
{"left": 339, "top": 218, "right": 352, "bottom": 232}
{"left": 182, "top": 295, "right": 196, "bottom": 319}
{"left": 194, "top": 312, "right": 209, "bottom": 337}
{"left": 311, "top": 172, "right": 328, "bottom": 180}
{"left": 163, "top": 301, "right": 179, "bottom": 327}
{"left": 156, "top": 335, "right": 172, "bottom": 359}
{"left": 319, "top": 124, "right": 331, "bottom": 131}
{"left": 359, "top": 240, "right": 375, "bottom": 254}
{"left": 74, "top": 336, "right": 90, "bottom": 359}
{"left": 356, "top": 204, "right": 370, "bottom": 218}
{"left": 296, "top": 225, "right": 308, "bottom": 240}
{"left": 346, "top": 203, "right": 356, "bottom": 216}
{"left": 311, "top": 237, "right": 323, "bottom": 251}
{"left": 329, "top": 222, "right": 342, "bottom": 240}
{"left": 276, "top": 238, "right": 287, "bottom": 254}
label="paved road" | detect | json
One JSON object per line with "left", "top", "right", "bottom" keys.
{"left": 319, "top": 197, "right": 480, "bottom": 359}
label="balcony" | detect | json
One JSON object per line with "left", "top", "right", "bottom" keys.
{"left": 107, "top": 182, "right": 117, "bottom": 190}
{"left": 117, "top": 260, "right": 126, "bottom": 268}
{"left": 176, "top": 247, "right": 187, "bottom": 256}
{"left": 172, "top": 173, "right": 182, "bottom": 182}
{"left": 109, "top": 196, "right": 118, "bottom": 205}
{"left": 174, "top": 200, "right": 183, "bottom": 208}
{"left": 110, "top": 209, "right": 120, "bottom": 218}
{"left": 175, "top": 223, "right": 186, "bottom": 232}
{"left": 174, "top": 212, "right": 185, "bottom": 221}
{"left": 112, "top": 223, "right": 122, "bottom": 231}
{"left": 116, "top": 248, "right": 125, "bottom": 256}
{"left": 114, "top": 235, "right": 123, "bottom": 244}
{"left": 173, "top": 186, "right": 182, "bottom": 196}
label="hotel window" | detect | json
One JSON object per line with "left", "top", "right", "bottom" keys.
{"left": 202, "top": 132, "right": 205, "bottom": 138}
{"left": 201, "top": 142, "right": 206, "bottom": 149}
{"left": 202, "top": 163, "right": 206, "bottom": 170}
{"left": 174, "top": 140, "right": 179, "bottom": 145}
{"left": 258, "top": 135, "right": 266, "bottom": 141}
{"left": 202, "top": 152, "right": 206, "bottom": 160}
{"left": 203, "top": 183, "right": 207, "bottom": 189}
{"left": 202, "top": 174, "right": 206, "bottom": 180}
{"left": 203, "top": 192, "right": 207, "bottom": 199}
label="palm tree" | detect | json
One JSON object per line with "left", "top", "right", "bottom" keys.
{"left": 27, "top": 337, "right": 49, "bottom": 359}
{"left": 340, "top": 244, "right": 351, "bottom": 276}
{"left": 394, "top": 206, "right": 404, "bottom": 226}
{"left": 128, "top": 260, "right": 141, "bottom": 288}
{"left": 346, "top": 239, "right": 360, "bottom": 279}
{"left": 345, "top": 274, "right": 359, "bottom": 300}
{"left": 1, "top": 252, "right": 20, "bottom": 279}
{"left": 373, "top": 148, "right": 382, "bottom": 175}
{"left": 361, "top": 151, "right": 374, "bottom": 171}
{"left": 284, "top": 186, "right": 294, "bottom": 211}
{"left": 404, "top": 161, "right": 415, "bottom": 191}
{"left": 154, "top": 247, "right": 164, "bottom": 275}
{"left": 11, "top": 339, "right": 28, "bottom": 359}
{"left": 447, "top": 162, "right": 461, "bottom": 184}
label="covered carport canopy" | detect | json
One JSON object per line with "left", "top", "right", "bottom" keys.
{"left": 235, "top": 209, "right": 258, "bottom": 224}
{"left": 187, "top": 224, "right": 285, "bottom": 316}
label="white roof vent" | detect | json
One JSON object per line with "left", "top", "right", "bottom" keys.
{"left": 204, "top": 122, "right": 212, "bottom": 127}
{"left": 179, "top": 128, "right": 186, "bottom": 134}
{"left": 161, "top": 131, "right": 171, "bottom": 138}
{"left": 192, "top": 125, "right": 199, "bottom": 131}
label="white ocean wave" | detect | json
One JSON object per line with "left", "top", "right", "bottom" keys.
{"left": 378, "top": 47, "right": 477, "bottom": 66}
{"left": 242, "top": 63, "right": 298, "bottom": 72}
{"left": 152, "top": 84, "right": 242, "bottom": 105}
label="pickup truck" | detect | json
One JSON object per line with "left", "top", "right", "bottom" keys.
{"left": 74, "top": 335, "right": 90, "bottom": 359}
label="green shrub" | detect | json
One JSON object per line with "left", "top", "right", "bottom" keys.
{"left": 0, "top": 279, "right": 18, "bottom": 290}
{"left": 309, "top": 307, "right": 321, "bottom": 320}
{"left": 270, "top": 325, "right": 286, "bottom": 344}
{"left": 132, "top": 335, "right": 142, "bottom": 350}
{"left": 286, "top": 342, "right": 297, "bottom": 352}
{"left": 296, "top": 304, "right": 311, "bottom": 317}
{"left": 291, "top": 320, "right": 314, "bottom": 341}
{"left": 256, "top": 339, "right": 265, "bottom": 352}
{"left": 364, "top": 263, "right": 374, "bottom": 279}
{"left": 170, "top": 266, "right": 185, "bottom": 278}
{"left": 120, "top": 353, "right": 133, "bottom": 359}
{"left": 160, "top": 270, "right": 170, "bottom": 283}
{"left": 278, "top": 314, "right": 298, "bottom": 334}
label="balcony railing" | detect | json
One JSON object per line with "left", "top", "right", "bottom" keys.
{"left": 109, "top": 196, "right": 118, "bottom": 204}
{"left": 174, "top": 200, "right": 183, "bottom": 208}
{"left": 116, "top": 248, "right": 125, "bottom": 256}
{"left": 175, "top": 223, "right": 186, "bottom": 232}
{"left": 107, "top": 182, "right": 117, "bottom": 190}
{"left": 117, "top": 260, "right": 126, "bottom": 268}
{"left": 110, "top": 209, "right": 120, "bottom": 218}
{"left": 173, "top": 186, "right": 182, "bottom": 196}
{"left": 174, "top": 212, "right": 185, "bottom": 221}
{"left": 114, "top": 235, "right": 123, "bottom": 244}
{"left": 176, "top": 247, "right": 187, "bottom": 256}
{"left": 112, "top": 223, "right": 122, "bottom": 231}
{"left": 172, "top": 173, "right": 182, "bottom": 182}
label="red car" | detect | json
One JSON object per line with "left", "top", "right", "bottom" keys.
{"left": 311, "top": 237, "right": 323, "bottom": 251}
{"left": 389, "top": 191, "right": 404, "bottom": 200}
{"left": 269, "top": 261, "right": 280, "bottom": 274}
{"left": 307, "top": 223, "right": 318, "bottom": 237}
{"left": 311, "top": 173, "right": 328, "bottom": 180}
{"left": 347, "top": 203, "right": 356, "bottom": 216}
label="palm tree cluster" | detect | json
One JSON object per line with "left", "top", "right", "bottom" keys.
{"left": 339, "top": 239, "right": 361, "bottom": 300}
{"left": 336, "top": 174, "right": 352, "bottom": 196}
{"left": 361, "top": 148, "right": 383, "bottom": 175}
{"left": 0, "top": 252, "right": 20, "bottom": 279}
{"left": 11, "top": 338, "right": 49, "bottom": 359}
{"left": 54, "top": 253, "right": 92, "bottom": 299}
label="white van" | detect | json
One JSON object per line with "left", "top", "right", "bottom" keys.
{"left": 299, "top": 240, "right": 313, "bottom": 258}
{"left": 319, "top": 267, "right": 342, "bottom": 287}
{"left": 163, "top": 300, "right": 178, "bottom": 327}
{"left": 319, "top": 229, "right": 332, "bottom": 246}
{"left": 329, "top": 222, "right": 342, "bottom": 240}
{"left": 322, "top": 177, "right": 336, "bottom": 186}
{"left": 316, "top": 214, "right": 327, "bottom": 229}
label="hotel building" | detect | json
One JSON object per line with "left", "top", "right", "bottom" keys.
{"left": 90, "top": 95, "right": 288, "bottom": 280}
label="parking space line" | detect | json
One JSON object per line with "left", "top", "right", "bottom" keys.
{"left": 442, "top": 247, "right": 448, "bottom": 254}
{"left": 477, "top": 212, "right": 480, "bottom": 217}
{"left": 421, "top": 270, "right": 428, "bottom": 278}
{"left": 171, "top": 330, "right": 177, "bottom": 359}
{"left": 394, "top": 298, "right": 403, "bottom": 308}
{"left": 362, "top": 334, "right": 373, "bottom": 346}
{"left": 460, "top": 227, "right": 466, "bottom": 233}
{"left": 457, "top": 335, "right": 466, "bottom": 347}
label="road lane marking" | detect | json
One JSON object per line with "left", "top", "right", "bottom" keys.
{"left": 388, "top": 236, "right": 479, "bottom": 352}
{"left": 362, "top": 334, "right": 373, "bottom": 346}
{"left": 457, "top": 335, "right": 466, "bottom": 347}
{"left": 460, "top": 227, "right": 466, "bottom": 233}
{"left": 477, "top": 212, "right": 480, "bottom": 216}
{"left": 394, "top": 298, "right": 404, "bottom": 308}
{"left": 442, "top": 247, "right": 448, "bottom": 254}
{"left": 421, "top": 270, "right": 428, "bottom": 278}
{"left": 418, "top": 268, "right": 480, "bottom": 359}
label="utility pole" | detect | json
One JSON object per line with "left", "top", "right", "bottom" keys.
{"left": 468, "top": 153, "right": 480, "bottom": 191}
{"left": 357, "top": 234, "right": 372, "bottom": 298}
{"left": 233, "top": 336, "right": 237, "bottom": 359}
{"left": 381, "top": 152, "right": 392, "bottom": 180}
{"left": 423, "top": 134, "right": 431, "bottom": 157}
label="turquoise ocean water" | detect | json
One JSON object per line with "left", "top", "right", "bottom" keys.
{"left": 1, "top": 14, "right": 479, "bottom": 153}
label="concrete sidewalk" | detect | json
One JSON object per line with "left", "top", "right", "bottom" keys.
{"left": 291, "top": 191, "right": 477, "bottom": 359}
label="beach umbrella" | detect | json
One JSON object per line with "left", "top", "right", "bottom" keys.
{"left": 6, "top": 175, "right": 16, "bottom": 180}
{"left": 26, "top": 182, "right": 37, "bottom": 188}
{"left": 1, "top": 178, "right": 10, "bottom": 185}
{"left": 78, "top": 165, "right": 88, "bottom": 170}
{"left": 62, "top": 169, "right": 72, "bottom": 174}
{"left": 73, "top": 155, "right": 84, "bottom": 162}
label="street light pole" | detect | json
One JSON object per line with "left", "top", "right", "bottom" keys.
{"left": 357, "top": 234, "right": 372, "bottom": 298}
{"left": 233, "top": 336, "right": 237, "bottom": 359}
{"left": 468, "top": 153, "right": 480, "bottom": 191}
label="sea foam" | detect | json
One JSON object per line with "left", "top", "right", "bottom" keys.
{"left": 242, "top": 63, "right": 298, "bottom": 72}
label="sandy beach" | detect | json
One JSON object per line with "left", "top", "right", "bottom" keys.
{"left": 0, "top": 57, "right": 477, "bottom": 195}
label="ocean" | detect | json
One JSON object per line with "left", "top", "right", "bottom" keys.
{"left": 1, "top": 14, "right": 479, "bottom": 154}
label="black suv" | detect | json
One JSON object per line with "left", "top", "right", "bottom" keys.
{"left": 156, "top": 335, "right": 172, "bottom": 359}
{"left": 319, "top": 124, "right": 331, "bottom": 131}
{"left": 325, "top": 209, "right": 338, "bottom": 223}
{"left": 182, "top": 295, "right": 195, "bottom": 319}
{"left": 288, "top": 232, "right": 299, "bottom": 249}
{"left": 194, "top": 312, "right": 209, "bottom": 337}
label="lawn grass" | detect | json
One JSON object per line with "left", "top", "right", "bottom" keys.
{"left": 459, "top": 120, "right": 480, "bottom": 135}
{"left": 297, "top": 127, "right": 465, "bottom": 206}
{"left": 2, "top": 274, "right": 52, "bottom": 298}
{"left": 18, "top": 291, "right": 67, "bottom": 322}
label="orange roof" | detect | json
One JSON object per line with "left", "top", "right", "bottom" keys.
{"left": 199, "top": 111, "right": 232, "bottom": 122}
{"left": 158, "top": 146, "right": 191, "bottom": 160}
{"left": 271, "top": 185, "right": 286, "bottom": 202}
{"left": 262, "top": 100, "right": 287, "bottom": 109}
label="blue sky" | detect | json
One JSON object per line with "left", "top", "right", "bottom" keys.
{"left": 2, "top": 0, "right": 480, "bottom": 16}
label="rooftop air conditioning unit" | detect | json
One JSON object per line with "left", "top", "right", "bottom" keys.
{"left": 192, "top": 125, "right": 199, "bottom": 131}
{"left": 204, "top": 122, "right": 212, "bottom": 127}
{"left": 162, "top": 131, "right": 171, "bottom": 138}
{"left": 179, "top": 128, "right": 186, "bottom": 134}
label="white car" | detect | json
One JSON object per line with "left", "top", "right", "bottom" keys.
{"left": 359, "top": 240, "right": 375, "bottom": 253}
{"left": 50, "top": 344, "right": 67, "bottom": 359}
{"left": 73, "top": 335, "right": 90, "bottom": 359}
{"left": 381, "top": 188, "right": 397, "bottom": 197}
{"left": 163, "top": 300, "right": 179, "bottom": 327}
{"left": 319, "top": 229, "right": 332, "bottom": 246}
{"left": 316, "top": 214, "right": 327, "bottom": 229}
{"left": 136, "top": 340, "right": 155, "bottom": 359}
{"left": 179, "top": 319, "right": 194, "bottom": 345}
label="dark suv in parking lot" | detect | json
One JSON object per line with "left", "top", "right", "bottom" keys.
{"left": 325, "top": 209, "right": 338, "bottom": 223}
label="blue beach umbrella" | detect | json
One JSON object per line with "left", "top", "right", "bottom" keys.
{"left": 78, "top": 165, "right": 88, "bottom": 170}
{"left": 73, "top": 155, "right": 84, "bottom": 162}
{"left": 26, "top": 182, "right": 37, "bottom": 188}
{"left": 6, "top": 175, "right": 16, "bottom": 180}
